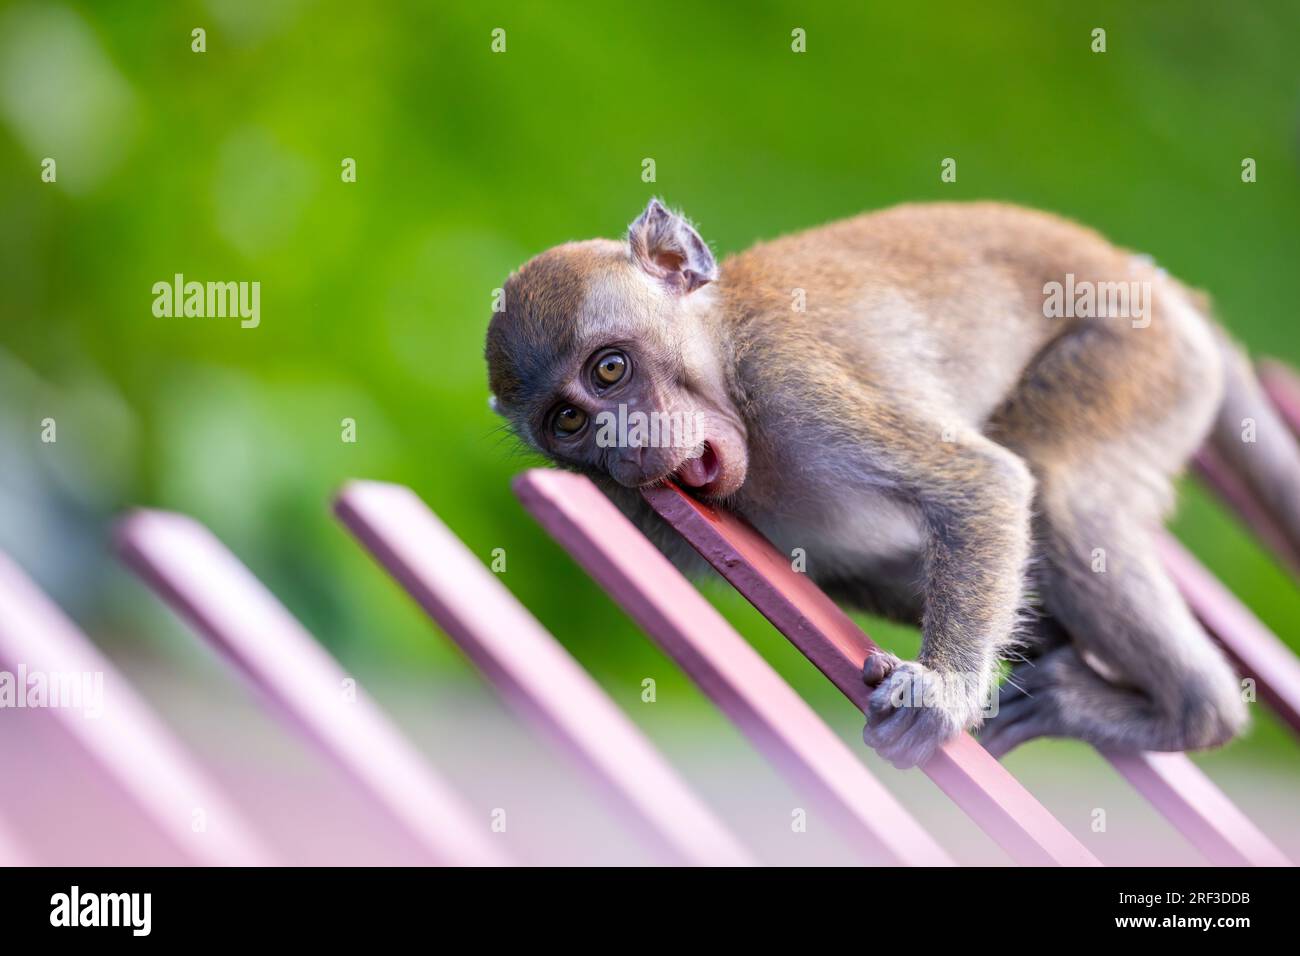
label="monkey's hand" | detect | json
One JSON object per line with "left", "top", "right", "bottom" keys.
{"left": 861, "top": 651, "right": 985, "bottom": 769}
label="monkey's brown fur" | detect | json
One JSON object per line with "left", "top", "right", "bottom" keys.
{"left": 486, "top": 200, "right": 1300, "bottom": 768}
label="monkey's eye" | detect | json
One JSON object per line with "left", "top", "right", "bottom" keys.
{"left": 593, "top": 350, "right": 628, "bottom": 388}
{"left": 553, "top": 405, "right": 588, "bottom": 436}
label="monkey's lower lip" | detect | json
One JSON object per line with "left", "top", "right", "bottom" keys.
{"left": 674, "top": 442, "right": 721, "bottom": 489}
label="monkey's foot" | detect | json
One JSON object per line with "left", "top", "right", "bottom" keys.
{"left": 861, "top": 653, "right": 970, "bottom": 769}
{"left": 977, "top": 649, "right": 1070, "bottom": 757}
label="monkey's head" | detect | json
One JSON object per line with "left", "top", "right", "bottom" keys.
{"left": 485, "top": 199, "right": 748, "bottom": 499}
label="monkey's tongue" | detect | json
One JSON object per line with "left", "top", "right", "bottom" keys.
{"left": 676, "top": 443, "right": 720, "bottom": 489}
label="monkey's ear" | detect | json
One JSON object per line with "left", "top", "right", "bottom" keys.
{"left": 628, "top": 199, "right": 718, "bottom": 294}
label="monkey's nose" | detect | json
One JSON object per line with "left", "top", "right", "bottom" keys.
{"left": 609, "top": 449, "right": 646, "bottom": 487}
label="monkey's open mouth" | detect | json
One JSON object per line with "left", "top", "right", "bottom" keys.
{"left": 674, "top": 442, "right": 721, "bottom": 489}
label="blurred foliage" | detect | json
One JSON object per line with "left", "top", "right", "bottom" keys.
{"left": 0, "top": 1, "right": 1297, "bottom": 755}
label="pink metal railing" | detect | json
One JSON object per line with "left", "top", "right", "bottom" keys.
{"left": 1192, "top": 446, "right": 1300, "bottom": 577}
{"left": 1106, "top": 750, "right": 1288, "bottom": 866}
{"left": 0, "top": 550, "right": 274, "bottom": 866}
{"left": 516, "top": 470, "right": 1098, "bottom": 866}
{"left": 1261, "top": 360, "right": 1300, "bottom": 438}
{"left": 0, "top": 813, "right": 30, "bottom": 866}
{"left": 631, "top": 480, "right": 1287, "bottom": 866}
{"left": 1191, "top": 359, "right": 1300, "bottom": 578}
{"left": 334, "top": 480, "right": 755, "bottom": 867}
{"left": 1180, "top": 360, "right": 1300, "bottom": 734}
{"left": 515, "top": 468, "right": 954, "bottom": 866}
{"left": 115, "top": 510, "right": 509, "bottom": 867}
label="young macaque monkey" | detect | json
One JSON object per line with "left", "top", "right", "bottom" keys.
{"left": 485, "top": 199, "right": 1300, "bottom": 768}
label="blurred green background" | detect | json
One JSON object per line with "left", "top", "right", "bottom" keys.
{"left": 1, "top": 1, "right": 1297, "bottom": 760}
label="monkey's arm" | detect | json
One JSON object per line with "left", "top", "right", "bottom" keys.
{"left": 841, "top": 405, "right": 1034, "bottom": 768}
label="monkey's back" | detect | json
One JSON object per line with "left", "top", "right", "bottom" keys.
{"left": 718, "top": 201, "right": 1202, "bottom": 428}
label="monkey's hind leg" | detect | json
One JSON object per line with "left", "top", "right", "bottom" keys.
{"left": 986, "top": 494, "right": 1248, "bottom": 756}
{"left": 976, "top": 612, "right": 1166, "bottom": 756}
{"left": 981, "top": 313, "right": 1247, "bottom": 756}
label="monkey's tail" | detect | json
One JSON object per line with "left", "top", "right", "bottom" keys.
{"left": 1208, "top": 325, "right": 1300, "bottom": 563}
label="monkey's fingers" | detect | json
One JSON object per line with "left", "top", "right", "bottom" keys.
{"left": 979, "top": 695, "right": 1054, "bottom": 758}
{"left": 887, "top": 715, "right": 957, "bottom": 770}
{"left": 862, "top": 649, "right": 902, "bottom": 687}
{"left": 864, "top": 704, "right": 917, "bottom": 750}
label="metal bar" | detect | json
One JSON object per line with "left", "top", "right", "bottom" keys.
{"left": 1107, "top": 751, "right": 1289, "bottom": 866}
{"left": 1191, "top": 359, "right": 1300, "bottom": 576}
{"left": 642, "top": 482, "right": 1285, "bottom": 866}
{"left": 515, "top": 468, "right": 954, "bottom": 866}
{"left": 0, "top": 816, "right": 30, "bottom": 867}
{"left": 1259, "top": 360, "right": 1300, "bottom": 437}
{"left": 0, "top": 550, "right": 273, "bottom": 866}
{"left": 633, "top": 479, "right": 1098, "bottom": 866}
{"left": 114, "top": 510, "right": 507, "bottom": 867}
{"left": 333, "top": 480, "right": 755, "bottom": 867}
{"left": 1192, "top": 445, "right": 1300, "bottom": 577}
{"left": 1159, "top": 532, "right": 1300, "bottom": 739}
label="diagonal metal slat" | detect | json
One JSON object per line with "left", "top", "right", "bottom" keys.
{"left": 334, "top": 480, "right": 755, "bottom": 867}
{"left": 1107, "top": 750, "right": 1289, "bottom": 866}
{"left": 515, "top": 468, "right": 954, "bottom": 866}
{"left": 115, "top": 511, "right": 508, "bottom": 866}
{"left": 0, "top": 550, "right": 274, "bottom": 866}
{"left": 1192, "top": 359, "right": 1300, "bottom": 578}
{"left": 641, "top": 479, "right": 1291, "bottom": 866}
